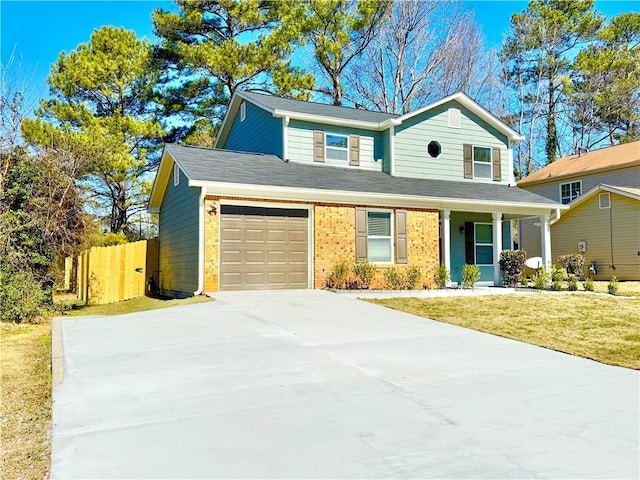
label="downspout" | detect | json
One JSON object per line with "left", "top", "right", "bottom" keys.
{"left": 389, "top": 125, "right": 396, "bottom": 176}
{"left": 194, "top": 187, "right": 205, "bottom": 296}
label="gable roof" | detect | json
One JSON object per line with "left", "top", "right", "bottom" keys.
{"left": 215, "top": 90, "right": 524, "bottom": 148}
{"left": 518, "top": 141, "right": 640, "bottom": 187}
{"left": 150, "top": 144, "right": 560, "bottom": 214}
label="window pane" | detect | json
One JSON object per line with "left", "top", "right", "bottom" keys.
{"left": 476, "top": 245, "right": 493, "bottom": 265}
{"left": 475, "top": 224, "right": 492, "bottom": 244}
{"left": 368, "top": 211, "right": 391, "bottom": 236}
{"left": 326, "top": 148, "right": 348, "bottom": 161}
{"left": 473, "top": 146, "right": 491, "bottom": 163}
{"left": 368, "top": 238, "right": 392, "bottom": 263}
{"left": 326, "top": 134, "right": 348, "bottom": 148}
{"left": 474, "top": 163, "right": 491, "bottom": 178}
{"left": 571, "top": 182, "right": 581, "bottom": 197}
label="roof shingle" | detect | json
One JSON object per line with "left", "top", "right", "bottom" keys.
{"left": 166, "top": 144, "right": 559, "bottom": 207}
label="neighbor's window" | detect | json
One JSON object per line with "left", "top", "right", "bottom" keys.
{"left": 473, "top": 146, "right": 492, "bottom": 179}
{"left": 173, "top": 163, "right": 179, "bottom": 186}
{"left": 560, "top": 181, "right": 581, "bottom": 204}
{"left": 240, "top": 101, "right": 246, "bottom": 122}
{"left": 325, "top": 133, "right": 348, "bottom": 161}
{"left": 367, "top": 211, "right": 393, "bottom": 263}
{"left": 475, "top": 223, "right": 493, "bottom": 265}
{"left": 428, "top": 140, "right": 442, "bottom": 158}
{"left": 599, "top": 192, "right": 611, "bottom": 209}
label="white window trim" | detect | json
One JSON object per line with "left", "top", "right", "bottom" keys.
{"left": 367, "top": 209, "right": 394, "bottom": 264}
{"left": 559, "top": 180, "right": 582, "bottom": 204}
{"left": 448, "top": 108, "right": 461, "bottom": 128}
{"left": 599, "top": 192, "right": 611, "bottom": 209}
{"left": 173, "top": 163, "right": 180, "bottom": 187}
{"left": 474, "top": 222, "right": 493, "bottom": 266}
{"left": 473, "top": 145, "right": 493, "bottom": 180}
{"left": 325, "top": 133, "right": 349, "bottom": 162}
{"left": 240, "top": 102, "right": 246, "bottom": 122}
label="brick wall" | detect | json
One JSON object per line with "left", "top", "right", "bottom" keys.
{"left": 203, "top": 197, "right": 440, "bottom": 291}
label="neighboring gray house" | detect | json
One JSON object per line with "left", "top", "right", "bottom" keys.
{"left": 519, "top": 141, "right": 640, "bottom": 280}
{"left": 149, "top": 91, "right": 562, "bottom": 296}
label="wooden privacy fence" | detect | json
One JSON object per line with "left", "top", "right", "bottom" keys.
{"left": 74, "top": 239, "right": 158, "bottom": 305}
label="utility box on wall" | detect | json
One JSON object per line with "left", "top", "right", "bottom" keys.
{"left": 578, "top": 241, "right": 587, "bottom": 253}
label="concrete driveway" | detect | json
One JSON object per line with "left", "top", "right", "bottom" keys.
{"left": 52, "top": 290, "right": 639, "bottom": 479}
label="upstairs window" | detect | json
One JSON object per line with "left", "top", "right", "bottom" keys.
{"left": 599, "top": 192, "right": 611, "bottom": 209}
{"left": 240, "top": 101, "right": 246, "bottom": 122}
{"left": 325, "top": 133, "right": 349, "bottom": 161}
{"left": 473, "top": 146, "right": 492, "bottom": 179}
{"left": 367, "top": 211, "right": 393, "bottom": 263}
{"left": 560, "top": 180, "right": 581, "bottom": 204}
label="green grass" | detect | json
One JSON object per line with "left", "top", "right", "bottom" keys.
{"left": 368, "top": 290, "right": 640, "bottom": 370}
{"left": 0, "top": 319, "right": 52, "bottom": 480}
{"left": 63, "top": 294, "right": 212, "bottom": 317}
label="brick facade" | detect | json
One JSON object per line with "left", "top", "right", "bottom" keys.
{"left": 203, "top": 197, "right": 440, "bottom": 291}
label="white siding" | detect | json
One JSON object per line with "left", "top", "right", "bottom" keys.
{"left": 286, "top": 125, "right": 380, "bottom": 171}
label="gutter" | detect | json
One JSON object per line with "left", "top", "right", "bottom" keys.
{"left": 194, "top": 187, "right": 205, "bottom": 296}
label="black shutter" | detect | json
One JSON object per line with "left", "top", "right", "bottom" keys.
{"left": 465, "top": 222, "right": 475, "bottom": 264}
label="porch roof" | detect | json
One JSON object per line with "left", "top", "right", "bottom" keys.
{"left": 153, "top": 144, "right": 561, "bottom": 214}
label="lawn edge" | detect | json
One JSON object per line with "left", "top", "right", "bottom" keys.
{"left": 52, "top": 317, "right": 64, "bottom": 387}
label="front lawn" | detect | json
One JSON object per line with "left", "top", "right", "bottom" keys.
{"left": 0, "top": 320, "right": 52, "bottom": 480}
{"left": 368, "top": 291, "right": 640, "bottom": 369}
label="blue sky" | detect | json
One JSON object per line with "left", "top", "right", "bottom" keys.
{"left": 1, "top": 0, "right": 637, "bottom": 104}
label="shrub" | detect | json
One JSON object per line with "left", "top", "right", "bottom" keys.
{"left": 434, "top": 265, "right": 449, "bottom": 289}
{"left": 520, "top": 273, "right": 529, "bottom": 286}
{"left": 0, "top": 267, "right": 48, "bottom": 323}
{"left": 352, "top": 261, "right": 375, "bottom": 289}
{"left": 325, "top": 261, "right": 349, "bottom": 289}
{"left": 608, "top": 275, "right": 618, "bottom": 295}
{"left": 567, "top": 274, "right": 578, "bottom": 291}
{"left": 583, "top": 277, "right": 594, "bottom": 292}
{"left": 461, "top": 264, "right": 481, "bottom": 289}
{"left": 534, "top": 267, "right": 549, "bottom": 290}
{"left": 557, "top": 253, "right": 585, "bottom": 280}
{"left": 383, "top": 267, "right": 404, "bottom": 290}
{"left": 550, "top": 266, "right": 568, "bottom": 291}
{"left": 404, "top": 266, "right": 422, "bottom": 290}
{"left": 499, "top": 250, "right": 527, "bottom": 287}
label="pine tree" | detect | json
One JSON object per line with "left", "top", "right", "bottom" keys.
{"left": 22, "top": 26, "right": 163, "bottom": 234}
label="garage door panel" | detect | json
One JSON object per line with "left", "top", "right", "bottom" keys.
{"left": 219, "top": 206, "right": 309, "bottom": 291}
{"left": 221, "top": 228, "right": 242, "bottom": 242}
{"left": 244, "top": 229, "right": 266, "bottom": 242}
{"left": 267, "top": 229, "right": 286, "bottom": 242}
{"left": 221, "top": 250, "right": 242, "bottom": 264}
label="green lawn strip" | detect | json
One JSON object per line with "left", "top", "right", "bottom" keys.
{"left": 368, "top": 294, "right": 640, "bottom": 370}
{"left": 0, "top": 320, "right": 52, "bottom": 480}
{"left": 64, "top": 294, "right": 212, "bottom": 317}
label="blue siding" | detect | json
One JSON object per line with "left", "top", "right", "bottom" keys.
{"left": 222, "top": 100, "right": 283, "bottom": 156}
{"left": 158, "top": 165, "right": 200, "bottom": 297}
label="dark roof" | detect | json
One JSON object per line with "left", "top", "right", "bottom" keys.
{"left": 166, "top": 144, "right": 559, "bottom": 207}
{"left": 241, "top": 91, "right": 399, "bottom": 124}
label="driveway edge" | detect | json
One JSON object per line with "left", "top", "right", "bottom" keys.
{"left": 52, "top": 317, "right": 64, "bottom": 387}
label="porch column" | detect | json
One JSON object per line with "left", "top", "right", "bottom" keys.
{"left": 541, "top": 214, "right": 552, "bottom": 270}
{"left": 493, "top": 212, "right": 503, "bottom": 286}
{"left": 442, "top": 209, "right": 451, "bottom": 285}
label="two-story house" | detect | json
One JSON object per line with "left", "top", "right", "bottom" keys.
{"left": 149, "top": 91, "right": 561, "bottom": 296}
{"left": 519, "top": 141, "right": 640, "bottom": 280}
